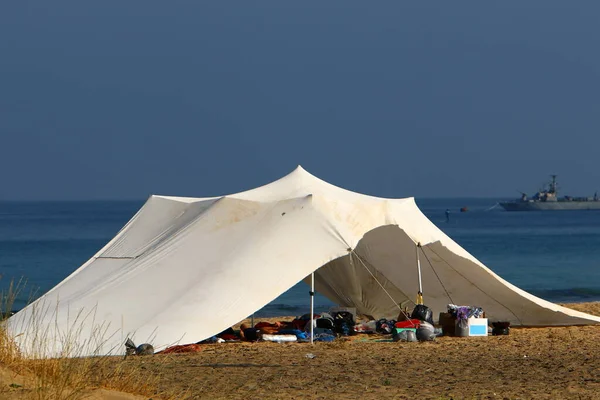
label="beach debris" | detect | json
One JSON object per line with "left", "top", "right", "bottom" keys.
{"left": 136, "top": 343, "right": 155, "bottom": 355}
{"left": 305, "top": 353, "right": 316, "bottom": 359}
{"left": 125, "top": 338, "right": 155, "bottom": 356}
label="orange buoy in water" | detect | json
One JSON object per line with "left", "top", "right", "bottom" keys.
{"left": 460, "top": 207, "right": 468, "bottom": 212}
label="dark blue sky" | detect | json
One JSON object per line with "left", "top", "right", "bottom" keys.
{"left": 2, "top": 2, "right": 599, "bottom": 200}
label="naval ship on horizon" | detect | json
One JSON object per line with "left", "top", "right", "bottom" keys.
{"left": 500, "top": 175, "right": 600, "bottom": 211}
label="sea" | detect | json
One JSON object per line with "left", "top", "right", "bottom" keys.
{"left": 2, "top": 199, "right": 600, "bottom": 317}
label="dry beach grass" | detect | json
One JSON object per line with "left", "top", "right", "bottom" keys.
{"left": 3, "top": 302, "right": 600, "bottom": 399}
{"left": 0, "top": 282, "right": 183, "bottom": 400}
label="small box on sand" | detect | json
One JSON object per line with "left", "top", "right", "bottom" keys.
{"left": 468, "top": 317, "right": 488, "bottom": 336}
{"left": 439, "top": 312, "right": 456, "bottom": 336}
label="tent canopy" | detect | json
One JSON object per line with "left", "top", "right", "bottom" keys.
{"left": 7, "top": 166, "right": 600, "bottom": 357}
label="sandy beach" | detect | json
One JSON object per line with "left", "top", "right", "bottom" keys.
{"left": 116, "top": 302, "right": 600, "bottom": 399}
{"left": 4, "top": 302, "right": 600, "bottom": 399}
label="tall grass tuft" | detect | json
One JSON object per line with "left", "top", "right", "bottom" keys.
{"left": 0, "top": 278, "right": 188, "bottom": 399}
{"left": 0, "top": 279, "right": 23, "bottom": 365}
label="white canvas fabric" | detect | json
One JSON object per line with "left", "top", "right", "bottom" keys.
{"left": 7, "top": 166, "right": 600, "bottom": 357}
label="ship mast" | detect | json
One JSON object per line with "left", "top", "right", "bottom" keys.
{"left": 549, "top": 175, "right": 557, "bottom": 194}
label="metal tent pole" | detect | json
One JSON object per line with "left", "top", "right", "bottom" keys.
{"left": 416, "top": 243, "right": 423, "bottom": 305}
{"left": 310, "top": 272, "right": 315, "bottom": 345}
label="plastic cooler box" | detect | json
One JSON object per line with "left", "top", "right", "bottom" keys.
{"left": 467, "top": 317, "right": 488, "bottom": 336}
{"left": 392, "top": 320, "right": 420, "bottom": 338}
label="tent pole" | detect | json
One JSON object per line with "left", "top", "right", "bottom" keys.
{"left": 310, "top": 272, "right": 315, "bottom": 345}
{"left": 416, "top": 243, "right": 423, "bottom": 305}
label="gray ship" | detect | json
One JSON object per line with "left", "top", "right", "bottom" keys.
{"left": 500, "top": 175, "right": 600, "bottom": 211}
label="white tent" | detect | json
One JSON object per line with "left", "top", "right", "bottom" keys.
{"left": 7, "top": 166, "right": 600, "bottom": 357}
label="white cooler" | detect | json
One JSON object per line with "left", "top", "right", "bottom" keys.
{"left": 467, "top": 317, "right": 488, "bottom": 336}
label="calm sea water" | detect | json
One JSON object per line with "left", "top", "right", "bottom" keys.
{"left": 2, "top": 199, "right": 600, "bottom": 316}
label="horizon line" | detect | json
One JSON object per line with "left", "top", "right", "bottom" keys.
{"left": 0, "top": 196, "right": 512, "bottom": 202}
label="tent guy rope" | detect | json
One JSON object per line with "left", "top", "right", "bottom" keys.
{"left": 350, "top": 250, "right": 403, "bottom": 311}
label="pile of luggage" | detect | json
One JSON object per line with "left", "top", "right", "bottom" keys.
{"left": 289, "top": 310, "right": 357, "bottom": 342}
{"left": 391, "top": 304, "right": 441, "bottom": 342}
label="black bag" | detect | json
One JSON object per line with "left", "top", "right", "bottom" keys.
{"left": 411, "top": 304, "right": 434, "bottom": 325}
{"left": 316, "top": 313, "right": 335, "bottom": 330}
{"left": 332, "top": 311, "right": 355, "bottom": 336}
{"left": 492, "top": 327, "right": 510, "bottom": 335}
{"left": 243, "top": 328, "right": 261, "bottom": 341}
{"left": 333, "top": 311, "right": 355, "bottom": 326}
{"left": 492, "top": 321, "right": 510, "bottom": 336}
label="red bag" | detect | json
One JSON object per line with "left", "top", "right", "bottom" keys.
{"left": 395, "top": 319, "right": 421, "bottom": 329}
